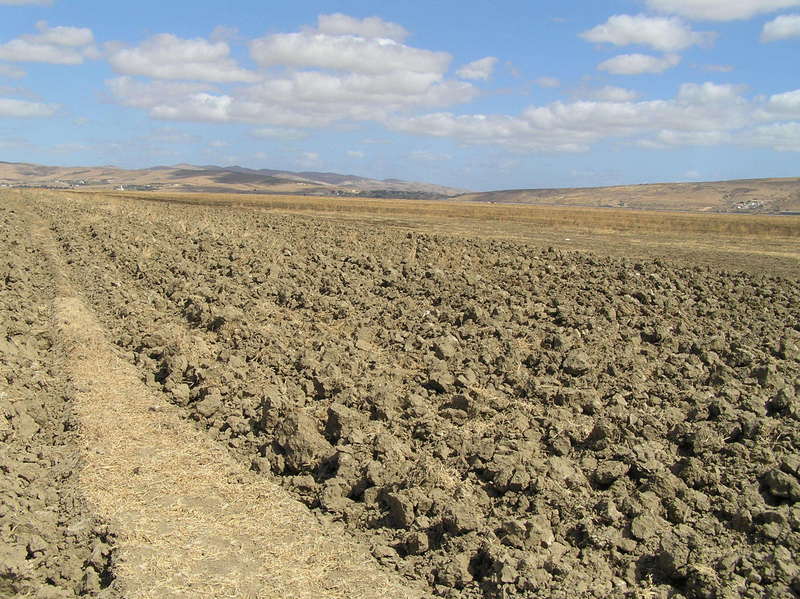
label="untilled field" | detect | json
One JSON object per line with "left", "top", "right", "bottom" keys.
{"left": 3, "top": 189, "right": 800, "bottom": 598}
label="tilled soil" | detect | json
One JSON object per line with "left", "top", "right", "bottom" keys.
{"left": 17, "top": 191, "right": 800, "bottom": 598}
{"left": 0, "top": 205, "right": 117, "bottom": 598}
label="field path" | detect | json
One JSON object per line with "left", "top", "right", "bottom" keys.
{"left": 26, "top": 206, "right": 424, "bottom": 599}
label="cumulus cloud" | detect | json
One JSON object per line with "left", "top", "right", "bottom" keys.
{"left": 316, "top": 13, "right": 409, "bottom": 42}
{"left": 0, "top": 96, "right": 57, "bottom": 117}
{"left": 535, "top": 76, "right": 561, "bottom": 88}
{"left": 108, "top": 17, "right": 476, "bottom": 129}
{"left": 761, "top": 13, "right": 800, "bottom": 40}
{"left": 598, "top": 53, "right": 681, "bottom": 74}
{"left": 581, "top": 14, "right": 714, "bottom": 51}
{"left": 107, "top": 34, "right": 259, "bottom": 82}
{"left": 387, "top": 82, "right": 766, "bottom": 152}
{"left": 759, "top": 88, "right": 800, "bottom": 119}
{"left": 644, "top": 0, "right": 800, "bottom": 21}
{"left": 106, "top": 76, "right": 213, "bottom": 110}
{"left": 250, "top": 32, "right": 450, "bottom": 76}
{"left": 106, "top": 69, "right": 476, "bottom": 128}
{"left": 746, "top": 122, "right": 800, "bottom": 150}
{"left": 637, "top": 129, "right": 733, "bottom": 148}
{"left": 456, "top": 57, "right": 498, "bottom": 80}
{"left": 0, "top": 21, "right": 95, "bottom": 64}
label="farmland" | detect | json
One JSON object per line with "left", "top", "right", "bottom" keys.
{"left": 2, "top": 188, "right": 800, "bottom": 598}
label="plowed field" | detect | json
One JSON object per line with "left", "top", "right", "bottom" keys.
{"left": 2, "top": 189, "right": 799, "bottom": 599}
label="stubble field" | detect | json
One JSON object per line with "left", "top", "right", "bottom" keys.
{"left": 2, "top": 188, "right": 800, "bottom": 599}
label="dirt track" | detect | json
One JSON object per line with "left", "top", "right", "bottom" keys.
{"left": 3, "top": 189, "right": 800, "bottom": 598}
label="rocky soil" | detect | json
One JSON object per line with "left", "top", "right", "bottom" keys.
{"left": 0, "top": 204, "right": 117, "bottom": 598}
{"left": 15, "top": 191, "right": 800, "bottom": 598}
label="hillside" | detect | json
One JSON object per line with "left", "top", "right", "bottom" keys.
{"left": 456, "top": 177, "right": 800, "bottom": 214}
{"left": 0, "top": 161, "right": 465, "bottom": 199}
{"left": 2, "top": 160, "right": 799, "bottom": 213}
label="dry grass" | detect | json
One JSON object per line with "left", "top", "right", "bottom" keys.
{"left": 94, "top": 189, "right": 800, "bottom": 239}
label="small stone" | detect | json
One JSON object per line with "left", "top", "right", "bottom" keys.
{"left": 630, "top": 513, "right": 661, "bottom": 541}
{"left": 171, "top": 383, "right": 191, "bottom": 405}
{"left": 762, "top": 521, "right": 782, "bottom": 539}
{"left": 433, "top": 335, "right": 459, "bottom": 360}
{"left": 195, "top": 395, "right": 221, "bottom": 418}
{"left": 428, "top": 369, "right": 455, "bottom": 393}
{"left": 593, "top": 460, "right": 629, "bottom": 486}
{"left": 385, "top": 492, "right": 416, "bottom": 529}
{"left": 562, "top": 350, "right": 592, "bottom": 376}
{"left": 436, "top": 552, "right": 472, "bottom": 587}
{"left": 405, "top": 531, "right": 429, "bottom": 555}
{"left": 763, "top": 469, "right": 800, "bottom": 502}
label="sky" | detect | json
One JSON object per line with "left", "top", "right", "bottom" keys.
{"left": 0, "top": 0, "right": 798, "bottom": 191}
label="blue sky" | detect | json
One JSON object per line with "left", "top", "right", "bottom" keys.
{"left": 0, "top": 0, "right": 798, "bottom": 191}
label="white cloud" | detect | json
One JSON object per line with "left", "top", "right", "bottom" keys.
{"left": 108, "top": 68, "right": 476, "bottom": 128}
{"left": 106, "top": 16, "right": 475, "bottom": 130}
{"left": 316, "top": 13, "right": 409, "bottom": 42}
{"left": 0, "top": 21, "right": 95, "bottom": 64}
{"left": 581, "top": 14, "right": 714, "bottom": 51}
{"left": 387, "top": 82, "right": 761, "bottom": 152}
{"left": 0, "top": 0, "right": 53, "bottom": 4}
{"left": 645, "top": 0, "right": 800, "bottom": 21}
{"left": 585, "top": 85, "right": 641, "bottom": 101}
{"left": 106, "top": 76, "right": 213, "bottom": 110}
{"left": 346, "top": 149, "right": 365, "bottom": 158}
{"left": 761, "top": 13, "right": 800, "bottom": 40}
{"left": 535, "top": 76, "right": 561, "bottom": 88}
{"left": 759, "top": 88, "right": 800, "bottom": 119}
{"left": 30, "top": 20, "right": 92, "bottom": 46}
{"left": 250, "top": 32, "right": 450, "bottom": 76}
{"left": 746, "top": 122, "right": 800, "bottom": 150}
{"left": 598, "top": 53, "right": 681, "bottom": 74}
{"left": 0, "top": 64, "right": 25, "bottom": 78}
{"left": 639, "top": 128, "right": 733, "bottom": 147}
{"left": 456, "top": 57, "right": 498, "bottom": 80}
{"left": 0, "top": 39, "right": 82, "bottom": 63}
{"left": 107, "top": 34, "right": 259, "bottom": 82}
{"left": 0, "top": 96, "right": 56, "bottom": 117}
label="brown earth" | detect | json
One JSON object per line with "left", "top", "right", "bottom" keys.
{"left": 3, "top": 188, "right": 800, "bottom": 599}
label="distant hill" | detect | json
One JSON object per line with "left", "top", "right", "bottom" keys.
{"left": 0, "top": 161, "right": 466, "bottom": 199}
{"left": 454, "top": 177, "right": 800, "bottom": 214}
{"left": 1, "top": 160, "right": 798, "bottom": 213}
